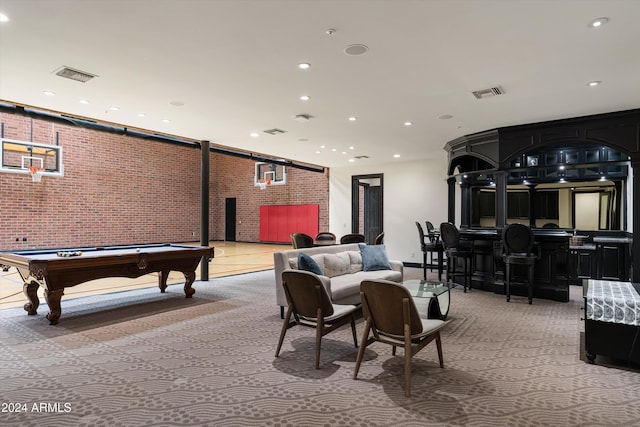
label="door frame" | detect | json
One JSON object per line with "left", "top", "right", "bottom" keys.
{"left": 351, "top": 173, "right": 383, "bottom": 243}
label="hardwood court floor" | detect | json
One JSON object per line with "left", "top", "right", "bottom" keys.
{"left": 0, "top": 241, "right": 288, "bottom": 310}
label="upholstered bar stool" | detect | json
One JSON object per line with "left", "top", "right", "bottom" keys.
{"left": 501, "top": 223, "right": 539, "bottom": 304}
{"left": 439, "top": 222, "right": 473, "bottom": 292}
{"left": 416, "top": 222, "right": 444, "bottom": 280}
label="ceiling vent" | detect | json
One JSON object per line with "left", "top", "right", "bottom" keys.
{"left": 354, "top": 155, "right": 369, "bottom": 159}
{"left": 294, "top": 114, "right": 311, "bottom": 122}
{"left": 263, "top": 128, "right": 287, "bottom": 135}
{"left": 54, "top": 66, "right": 97, "bottom": 83}
{"left": 472, "top": 85, "right": 504, "bottom": 99}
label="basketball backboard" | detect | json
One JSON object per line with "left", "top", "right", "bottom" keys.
{"left": 0, "top": 138, "right": 64, "bottom": 178}
{"left": 254, "top": 162, "right": 286, "bottom": 188}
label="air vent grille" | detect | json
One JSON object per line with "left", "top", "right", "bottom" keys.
{"left": 472, "top": 85, "right": 504, "bottom": 99}
{"left": 263, "top": 128, "right": 287, "bottom": 135}
{"left": 354, "top": 155, "right": 369, "bottom": 159}
{"left": 54, "top": 66, "right": 97, "bottom": 83}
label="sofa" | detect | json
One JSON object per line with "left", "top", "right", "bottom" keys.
{"left": 273, "top": 243, "right": 404, "bottom": 315}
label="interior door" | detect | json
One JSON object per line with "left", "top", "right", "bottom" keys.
{"left": 225, "top": 198, "right": 236, "bottom": 241}
{"left": 352, "top": 174, "right": 383, "bottom": 244}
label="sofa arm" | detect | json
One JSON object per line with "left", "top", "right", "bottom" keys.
{"left": 390, "top": 260, "right": 404, "bottom": 277}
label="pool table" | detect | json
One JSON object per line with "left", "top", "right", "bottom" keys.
{"left": 0, "top": 243, "right": 214, "bottom": 325}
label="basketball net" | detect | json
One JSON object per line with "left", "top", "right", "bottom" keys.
{"left": 28, "top": 166, "right": 43, "bottom": 182}
{"left": 257, "top": 178, "right": 271, "bottom": 190}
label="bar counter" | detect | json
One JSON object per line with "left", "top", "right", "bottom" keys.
{"left": 458, "top": 228, "right": 571, "bottom": 303}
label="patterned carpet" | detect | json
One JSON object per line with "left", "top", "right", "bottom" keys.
{"left": 1, "top": 269, "right": 639, "bottom": 426}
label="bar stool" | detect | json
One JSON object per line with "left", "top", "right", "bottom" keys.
{"left": 501, "top": 223, "right": 539, "bottom": 304}
{"left": 439, "top": 222, "right": 473, "bottom": 292}
{"left": 416, "top": 222, "right": 443, "bottom": 280}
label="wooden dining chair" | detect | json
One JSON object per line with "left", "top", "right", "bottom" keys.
{"left": 339, "top": 233, "right": 366, "bottom": 244}
{"left": 276, "top": 270, "right": 359, "bottom": 368}
{"left": 354, "top": 279, "right": 448, "bottom": 397}
{"left": 290, "top": 233, "right": 314, "bottom": 249}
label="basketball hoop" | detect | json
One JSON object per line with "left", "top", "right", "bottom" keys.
{"left": 257, "top": 179, "right": 268, "bottom": 190}
{"left": 28, "top": 166, "right": 43, "bottom": 183}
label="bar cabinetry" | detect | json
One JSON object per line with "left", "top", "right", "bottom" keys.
{"left": 460, "top": 228, "right": 570, "bottom": 302}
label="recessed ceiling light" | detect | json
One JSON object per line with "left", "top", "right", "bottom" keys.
{"left": 250, "top": 132, "right": 259, "bottom": 138}
{"left": 315, "top": 150, "right": 321, "bottom": 154}
{"left": 109, "top": 106, "right": 120, "bottom": 111}
{"left": 589, "top": 17, "right": 609, "bottom": 28}
{"left": 394, "top": 154, "right": 401, "bottom": 158}
{"left": 588, "top": 81, "right": 602, "bottom": 87}
{"left": 137, "top": 113, "right": 146, "bottom": 117}
{"left": 342, "top": 151, "right": 347, "bottom": 155}
{"left": 43, "top": 91, "right": 55, "bottom": 96}
{"left": 331, "top": 148, "right": 337, "bottom": 152}
{"left": 169, "top": 101, "right": 184, "bottom": 107}
{"left": 162, "top": 119, "right": 170, "bottom": 123}
{"left": 438, "top": 114, "right": 454, "bottom": 120}
{"left": 320, "top": 145, "right": 326, "bottom": 149}
{"left": 79, "top": 99, "right": 90, "bottom": 104}
{"left": 300, "top": 95, "right": 310, "bottom": 101}
{"left": 0, "top": 13, "right": 9, "bottom": 22}
{"left": 404, "top": 121, "right": 413, "bottom": 126}
{"left": 348, "top": 116, "right": 357, "bottom": 121}
{"left": 349, "top": 146, "right": 355, "bottom": 150}
{"left": 298, "top": 63, "right": 311, "bottom": 69}
{"left": 348, "top": 159, "right": 355, "bottom": 163}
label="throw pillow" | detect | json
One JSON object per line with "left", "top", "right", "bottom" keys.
{"left": 298, "top": 253, "right": 323, "bottom": 275}
{"left": 358, "top": 243, "right": 391, "bottom": 271}
{"left": 323, "top": 252, "right": 350, "bottom": 277}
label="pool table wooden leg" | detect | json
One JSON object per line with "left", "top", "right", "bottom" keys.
{"left": 23, "top": 281, "right": 40, "bottom": 315}
{"left": 158, "top": 270, "right": 170, "bottom": 293}
{"left": 44, "top": 288, "right": 64, "bottom": 325}
{"left": 183, "top": 271, "right": 196, "bottom": 298}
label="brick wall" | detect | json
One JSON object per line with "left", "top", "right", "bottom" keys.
{"left": 0, "top": 112, "right": 328, "bottom": 250}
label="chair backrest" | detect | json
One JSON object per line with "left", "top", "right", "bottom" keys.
{"left": 502, "top": 223, "right": 535, "bottom": 254}
{"left": 282, "top": 270, "right": 334, "bottom": 317}
{"left": 290, "top": 233, "right": 314, "bottom": 249}
{"left": 415, "top": 221, "right": 426, "bottom": 249}
{"left": 541, "top": 222, "right": 559, "bottom": 229}
{"left": 340, "top": 233, "right": 365, "bottom": 244}
{"left": 425, "top": 221, "right": 436, "bottom": 242}
{"left": 439, "top": 222, "right": 460, "bottom": 250}
{"left": 315, "top": 232, "right": 336, "bottom": 242}
{"left": 374, "top": 232, "right": 384, "bottom": 245}
{"left": 360, "top": 280, "right": 423, "bottom": 336}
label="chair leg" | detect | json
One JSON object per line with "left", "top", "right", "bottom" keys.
{"left": 404, "top": 328, "right": 412, "bottom": 398}
{"left": 353, "top": 319, "right": 371, "bottom": 379}
{"left": 422, "top": 252, "right": 427, "bottom": 280}
{"left": 528, "top": 264, "right": 534, "bottom": 305}
{"left": 505, "top": 262, "right": 511, "bottom": 302}
{"left": 350, "top": 315, "right": 358, "bottom": 347}
{"left": 315, "top": 317, "right": 323, "bottom": 369}
{"left": 463, "top": 257, "right": 469, "bottom": 292}
{"left": 275, "top": 305, "right": 293, "bottom": 357}
{"left": 435, "top": 332, "right": 444, "bottom": 368}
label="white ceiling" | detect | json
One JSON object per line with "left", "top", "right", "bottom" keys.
{"left": 1, "top": 0, "right": 639, "bottom": 168}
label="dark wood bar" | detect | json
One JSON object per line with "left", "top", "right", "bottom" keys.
{"left": 444, "top": 109, "right": 639, "bottom": 302}
{"left": 459, "top": 228, "right": 571, "bottom": 302}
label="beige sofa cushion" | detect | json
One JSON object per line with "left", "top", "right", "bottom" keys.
{"left": 323, "top": 252, "right": 351, "bottom": 277}
{"left": 347, "top": 251, "right": 363, "bottom": 273}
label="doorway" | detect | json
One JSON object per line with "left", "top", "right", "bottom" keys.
{"left": 351, "top": 174, "right": 383, "bottom": 244}
{"left": 225, "top": 198, "right": 236, "bottom": 241}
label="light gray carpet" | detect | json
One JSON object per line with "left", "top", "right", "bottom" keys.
{"left": 1, "top": 269, "right": 639, "bottom": 426}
